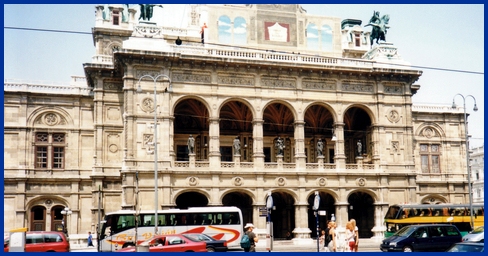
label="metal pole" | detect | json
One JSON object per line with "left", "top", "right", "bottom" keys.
{"left": 97, "top": 185, "right": 101, "bottom": 252}
{"left": 137, "top": 74, "right": 171, "bottom": 238}
{"left": 316, "top": 211, "right": 320, "bottom": 252}
{"left": 153, "top": 78, "right": 158, "bottom": 237}
{"left": 453, "top": 94, "right": 477, "bottom": 229}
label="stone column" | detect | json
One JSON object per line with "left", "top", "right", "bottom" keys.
{"left": 371, "top": 203, "right": 387, "bottom": 241}
{"left": 277, "top": 155, "right": 283, "bottom": 170}
{"left": 294, "top": 121, "right": 306, "bottom": 168}
{"left": 335, "top": 202, "right": 349, "bottom": 239}
{"left": 334, "top": 122, "right": 346, "bottom": 170}
{"left": 208, "top": 118, "right": 221, "bottom": 168}
{"left": 292, "top": 203, "right": 313, "bottom": 245}
{"left": 252, "top": 119, "right": 265, "bottom": 169}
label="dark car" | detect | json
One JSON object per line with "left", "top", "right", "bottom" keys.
{"left": 446, "top": 242, "right": 484, "bottom": 252}
{"left": 4, "top": 231, "right": 70, "bottom": 252}
{"left": 182, "top": 233, "right": 228, "bottom": 252}
{"left": 380, "top": 224, "right": 462, "bottom": 252}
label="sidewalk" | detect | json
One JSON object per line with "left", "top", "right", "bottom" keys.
{"left": 70, "top": 238, "right": 381, "bottom": 252}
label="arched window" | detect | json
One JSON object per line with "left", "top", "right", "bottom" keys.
{"left": 321, "top": 25, "right": 333, "bottom": 52}
{"left": 218, "top": 16, "right": 231, "bottom": 44}
{"left": 306, "top": 23, "right": 319, "bottom": 50}
{"left": 234, "top": 17, "right": 247, "bottom": 45}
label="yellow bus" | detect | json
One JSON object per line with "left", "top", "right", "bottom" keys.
{"left": 384, "top": 204, "right": 484, "bottom": 237}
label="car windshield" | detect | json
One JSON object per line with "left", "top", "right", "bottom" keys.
{"left": 471, "top": 226, "right": 484, "bottom": 234}
{"left": 181, "top": 234, "right": 203, "bottom": 242}
{"left": 392, "top": 226, "right": 414, "bottom": 237}
{"left": 447, "top": 244, "right": 484, "bottom": 252}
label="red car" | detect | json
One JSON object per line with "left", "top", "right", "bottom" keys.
{"left": 4, "top": 231, "right": 70, "bottom": 252}
{"left": 116, "top": 234, "right": 207, "bottom": 252}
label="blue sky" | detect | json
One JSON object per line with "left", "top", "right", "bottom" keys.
{"left": 4, "top": 4, "right": 484, "bottom": 147}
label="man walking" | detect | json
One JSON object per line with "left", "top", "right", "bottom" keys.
{"left": 87, "top": 231, "right": 94, "bottom": 247}
{"left": 244, "top": 223, "right": 258, "bottom": 252}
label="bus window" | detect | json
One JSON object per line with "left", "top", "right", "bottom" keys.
{"left": 385, "top": 206, "right": 400, "bottom": 219}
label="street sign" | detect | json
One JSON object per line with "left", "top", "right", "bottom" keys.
{"left": 313, "top": 193, "right": 320, "bottom": 211}
{"left": 259, "top": 207, "right": 267, "bottom": 217}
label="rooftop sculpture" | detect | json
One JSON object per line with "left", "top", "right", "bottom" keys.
{"left": 366, "top": 10, "right": 390, "bottom": 45}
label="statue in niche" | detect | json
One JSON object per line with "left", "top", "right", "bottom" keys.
{"left": 317, "top": 139, "right": 324, "bottom": 157}
{"left": 138, "top": 4, "right": 163, "bottom": 21}
{"left": 357, "top": 140, "right": 362, "bottom": 156}
{"left": 276, "top": 137, "right": 284, "bottom": 156}
{"left": 366, "top": 10, "right": 390, "bottom": 45}
{"left": 233, "top": 136, "right": 241, "bottom": 155}
{"left": 187, "top": 134, "right": 195, "bottom": 154}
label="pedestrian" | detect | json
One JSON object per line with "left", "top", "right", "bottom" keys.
{"left": 350, "top": 219, "right": 359, "bottom": 252}
{"left": 244, "top": 223, "right": 258, "bottom": 252}
{"left": 87, "top": 231, "right": 94, "bottom": 247}
{"left": 345, "top": 221, "right": 355, "bottom": 252}
{"left": 319, "top": 229, "right": 326, "bottom": 251}
{"left": 323, "top": 221, "right": 331, "bottom": 251}
{"left": 327, "top": 221, "right": 339, "bottom": 252}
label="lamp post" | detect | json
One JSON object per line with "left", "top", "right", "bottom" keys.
{"left": 452, "top": 93, "right": 478, "bottom": 229}
{"left": 60, "top": 207, "right": 72, "bottom": 235}
{"left": 137, "top": 74, "right": 171, "bottom": 237}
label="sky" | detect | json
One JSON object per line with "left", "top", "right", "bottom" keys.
{"left": 4, "top": 4, "right": 484, "bottom": 148}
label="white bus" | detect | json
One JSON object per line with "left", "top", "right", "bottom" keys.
{"left": 98, "top": 206, "right": 243, "bottom": 252}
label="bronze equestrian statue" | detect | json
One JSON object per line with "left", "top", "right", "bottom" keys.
{"left": 366, "top": 10, "right": 390, "bottom": 45}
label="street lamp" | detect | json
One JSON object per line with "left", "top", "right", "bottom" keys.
{"left": 60, "top": 207, "right": 72, "bottom": 235}
{"left": 452, "top": 93, "right": 478, "bottom": 229}
{"left": 137, "top": 74, "right": 171, "bottom": 237}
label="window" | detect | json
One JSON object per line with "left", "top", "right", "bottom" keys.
{"left": 420, "top": 144, "right": 440, "bottom": 173}
{"left": 35, "top": 133, "right": 66, "bottom": 169}
{"left": 113, "top": 10, "right": 120, "bottom": 25}
{"left": 355, "top": 33, "right": 361, "bottom": 47}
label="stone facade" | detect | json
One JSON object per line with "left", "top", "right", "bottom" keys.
{"left": 4, "top": 4, "right": 472, "bottom": 244}
{"left": 470, "top": 145, "right": 484, "bottom": 203}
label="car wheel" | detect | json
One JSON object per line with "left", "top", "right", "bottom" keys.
{"left": 403, "top": 246, "right": 413, "bottom": 252}
{"left": 207, "top": 247, "right": 216, "bottom": 252}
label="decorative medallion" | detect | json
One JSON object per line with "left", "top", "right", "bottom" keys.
{"left": 44, "top": 113, "right": 59, "bottom": 126}
{"left": 316, "top": 177, "right": 327, "bottom": 187}
{"left": 109, "top": 144, "right": 118, "bottom": 153}
{"left": 387, "top": 110, "right": 400, "bottom": 123}
{"left": 356, "top": 177, "right": 366, "bottom": 187}
{"left": 45, "top": 199, "right": 52, "bottom": 205}
{"left": 188, "top": 176, "right": 199, "bottom": 186}
{"left": 141, "top": 97, "right": 155, "bottom": 112}
{"left": 276, "top": 177, "right": 287, "bottom": 186}
{"left": 422, "top": 127, "right": 435, "bottom": 138}
{"left": 233, "top": 177, "right": 243, "bottom": 186}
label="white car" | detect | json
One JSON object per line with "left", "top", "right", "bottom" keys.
{"left": 462, "top": 226, "right": 484, "bottom": 243}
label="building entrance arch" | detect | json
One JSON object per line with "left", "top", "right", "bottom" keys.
{"left": 175, "top": 191, "right": 209, "bottom": 209}
{"left": 348, "top": 191, "right": 375, "bottom": 238}
{"left": 222, "top": 191, "right": 253, "bottom": 225}
{"left": 270, "top": 191, "right": 295, "bottom": 239}
{"left": 307, "top": 191, "right": 335, "bottom": 238}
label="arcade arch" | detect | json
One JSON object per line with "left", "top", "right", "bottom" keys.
{"left": 304, "top": 104, "right": 335, "bottom": 163}
{"left": 263, "top": 102, "right": 295, "bottom": 163}
{"left": 307, "top": 191, "right": 336, "bottom": 238}
{"left": 343, "top": 106, "right": 373, "bottom": 163}
{"left": 348, "top": 191, "right": 375, "bottom": 238}
{"left": 222, "top": 191, "right": 253, "bottom": 225}
{"left": 269, "top": 191, "right": 295, "bottom": 239}
{"left": 175, "top": 191, "right": 209, "bottom": 209}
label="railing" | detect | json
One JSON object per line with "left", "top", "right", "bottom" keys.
{"left": 92, "top": 55, "right": 113, "bottom": 64}
{"left": 4, "top": 79, "right": 93, "bottom": 96}
{"left": 324, "top": 164, "right": 336, "bottom": 169}
{"left": 221, "top": 162, "right": 235, "bottom": 168}
{"left": 175, "top": 162, "right": 189, "bottom": 168}
{"left": 171, "top": 45, "right": 374, "bottom": 69}
{"left": 412, "top": 104, "right": 463, "bottom": 113}
{"left": 240, "top": 162, "right": 254, "bottom": 168}
{"left": 346, "top": 164, "right": 358, "bottom": 170}
{"left": 264, "top": 163, "right": 278, "bottom": 169}
{"left": 195, "top": 162, "right": 209, "bottom": 168}
{"left": 306, "top": 163, "right": 319, "bottom": 169}
{"left": 283, "top": 163, "right": 296, "bottom": 169}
